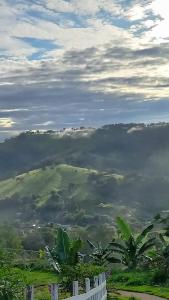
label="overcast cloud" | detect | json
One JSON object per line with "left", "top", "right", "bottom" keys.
{"left": 0, "top": 0, "right": 169, "bottom": 140}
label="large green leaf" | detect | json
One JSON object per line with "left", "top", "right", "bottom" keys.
{"left": 137, "top": 237, "right": 156, "bottom": 256}
{"left": 109, "top": 242, "right": 126, "bottom": 251}
{"left": 69, "top": 239, "right": 82, "bottom": 265}
{"left": 136, "top": 224, "right": 153, "bottom": 245}
{"left": 116, "top": 217, "right": 132, "bottom": 241}
{"left": 56, "top": 228, "right": 70, "bottom": 264}
{"left": 159, "top": 233, "right": 167, "bottom": 245}
{"left": 106, "top": 256, "right": 121, "bottom": 263}
{"left": 110, "top": 248, "right": 124, "bottom": 255}
{"left": 87, "top": 240, "right": 96, "bottom": 250}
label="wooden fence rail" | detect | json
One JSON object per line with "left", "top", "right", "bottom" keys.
{"left": 26, "top": 273, "right": 107, "bottom": 300}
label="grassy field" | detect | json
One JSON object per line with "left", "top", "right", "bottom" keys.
{"left": 20, "top": 269, "right": 138, "bottom": 300}
{"left": 109, "top": 270, "right": 169, "bottom": 299}
{"left": 20, "top": 269, "right": 58, "bottom": 285}
{"left": 0, "top": 163, "right": 128, "bottom": 223}
{"left": 0, "top": 163, "right": 123, "bottom": 205}
{"left": 111, "top": 285, "right": 169, "bottom": 299}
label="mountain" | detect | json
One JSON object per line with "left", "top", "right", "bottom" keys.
{"left": 1, "top": 123, "right": 169, "bottom": 225}
{"left": 1, "top": 123, "right": 169, "bottom": 180}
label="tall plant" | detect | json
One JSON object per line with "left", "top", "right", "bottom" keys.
{"left": 46, "top": 228, "right": 83, "bottom": 272}
{"left": 108, "top": 217, "right": 155, "bottom": 269}
{"left": 87, "top": 240, "right": 120, "bottom": 266}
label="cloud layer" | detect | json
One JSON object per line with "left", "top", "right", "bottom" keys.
{"left": 0, "top": 0, "right": 169, "bottom": 139}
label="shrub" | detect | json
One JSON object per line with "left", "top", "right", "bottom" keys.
{"left": 110, "top": 270, "right": 152, "bottom": 286}
{"left": 152, "top": 269, "right": 168, "bottom": 284}
{"left": 59, "top": 264, "right": 105, "bottom": 292}
{"left": 0, "top": 267, "right": 25, "bottom": 300}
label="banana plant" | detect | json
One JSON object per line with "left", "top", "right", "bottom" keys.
{"left": 46, "top": 228, "right": 83, "bottom": 272}
{"left": 151, "top": 233, "right": 169, "bottom": 271}
{"left": 108, "top": 217, "right": 155, "bottom": 269}
{"left": 87, "top": 240, "right": 121, "bottom": 266}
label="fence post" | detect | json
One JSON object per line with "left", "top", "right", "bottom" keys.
{"left": 94, "top": 276, "right": 98, "bottom": 288}
{"left": 51, "top": 283, "right": 59, "bottom": 300}
{"left": 73, "top": 281, "right": 79, "bottom": 296}
{"left": 26, "top": 285, "right": 34, "bottom": 300}
{"left": 99, "top": 274, "right": 102, "bottom": 285}
{"left": 85, "top": 278, "right": 90, "bottom": 293}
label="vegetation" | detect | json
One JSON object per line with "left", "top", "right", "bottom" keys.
{"left": 108, "top": 217, "right": 155, "bottom": 269}
{"left": 2, "top": 215, "right": 169, "bottom": 298}
{"left": 0, "top": 251, "right": 25, "bottom": 300}
{"left": 47, "top": 228, "right": 83, "bottom": 272}
{"left": 2, "top": 123, "right": 169, "bottom": 298}
{"left": 1, "top": 123, "right": 169, "bottom": 226}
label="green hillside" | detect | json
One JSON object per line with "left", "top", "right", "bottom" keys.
{"left": 0, "top": 164, "right": 128, "bottom": 224}
{"left": 2, "top": 123, "right": 169, "bottom": 180}
{"left": 0, "top": 162, "right": 169, "bottom": 225}
{"left": 0, "top": 164, "right": 97, "bottom": 205}
{"left": 1, "top": 123, "right": 169, "bottom": 225}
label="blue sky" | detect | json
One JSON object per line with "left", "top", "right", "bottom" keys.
{"left": 0, "top": 0, "right": 169, "bottom": 139}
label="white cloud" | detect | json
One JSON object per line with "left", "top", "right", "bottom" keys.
{"left": 0, "top": 118, "right": 16, "bottom": 128}
{"left": 45, "top": 0, "right": 121, "bottom": 16}
{"left": 36, "top": 121, "right": 55, "bottom": 126}
{"left": 0, "top": 0, "right": 169, "bottom": 129}
{"left": 149, "top": 0, "right": 169, "bottom": 40}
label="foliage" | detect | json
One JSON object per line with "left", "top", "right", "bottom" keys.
{"left": 87, "top": 240, "right": 120, "bottom": 266}
{"left": 152, "top": 269, "right": 168, "bottom": 284}
{"left": 0, "top": 268, "right": 25, "bottom": 300}
{"left": 0, "top": 251, "right": 25, "bottom": 300}
{"left": 108, "top": 217, "right": 155, "bottom": 269}
{"left": 0, "top": 224, "right": 22, "bottom": 250}
{"left": 110, "top": 270, "right": 153, "bottom": 286}
{"left": 2, "top": 124, "right": 169, "bottom": 225}
{"left": 58, "top": 263, "right": 105, "bottom": 291}
{"left": 47, "top": 228, "right": 83, "bottom": 272}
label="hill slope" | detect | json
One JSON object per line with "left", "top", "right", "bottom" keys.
{"left": 1, "top": 123, "right": 169, "bottom": 180}
{"left": 0, "top": 163, "right": 169, "bottom": 225}
{"left": 1, "top": 123, "right": 169, "bottom": 224}
{"left": 0, "top": 164, "right": 128, "bottom": 224}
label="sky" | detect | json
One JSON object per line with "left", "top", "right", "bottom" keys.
{"left": 0, "top": 0, "right": 169, "bottom": 140}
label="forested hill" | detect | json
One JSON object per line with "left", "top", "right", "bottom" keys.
{"left": 0, "top": 123, "right": 169, "bottom": 224}
{"left": 1, "top": 123, "right": 169, "bottom": 179}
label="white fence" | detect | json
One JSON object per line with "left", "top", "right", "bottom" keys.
{"left": 26, "top": 273, "right": 107, "bottom": 300}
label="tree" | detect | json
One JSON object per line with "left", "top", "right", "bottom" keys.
{"left": 108, "top": 217, "right": 155, "bottom": 269}
{"left": 0, "top": 224, "right": 22, "bottom": 250}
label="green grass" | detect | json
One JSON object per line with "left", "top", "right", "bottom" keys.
{"left": 0, "top": 164, "right": 94, "bottom": 204}
{"left": 108, "top": 291, "right": 139, "bottom": 300}
{"left": 20, "top": 269, "right": 137, "bottom": 300}
{"left": 109, "top": 270, "right": 153, "bottom": 286}
{"left": 109, "top": 270, "right": 169, "bottom": 299}
{"left": 111, "top": 285, "right": 169, "bottom": 299}
{"left": 16, "top": 269, "right": 58, "bottom": 285}
{"left": 0, "top": 163, "right": 123, "bottom": 210}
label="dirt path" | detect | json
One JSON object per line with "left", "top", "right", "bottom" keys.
{"left": 118, "top": 290, "right": 167, "bottom": 300}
